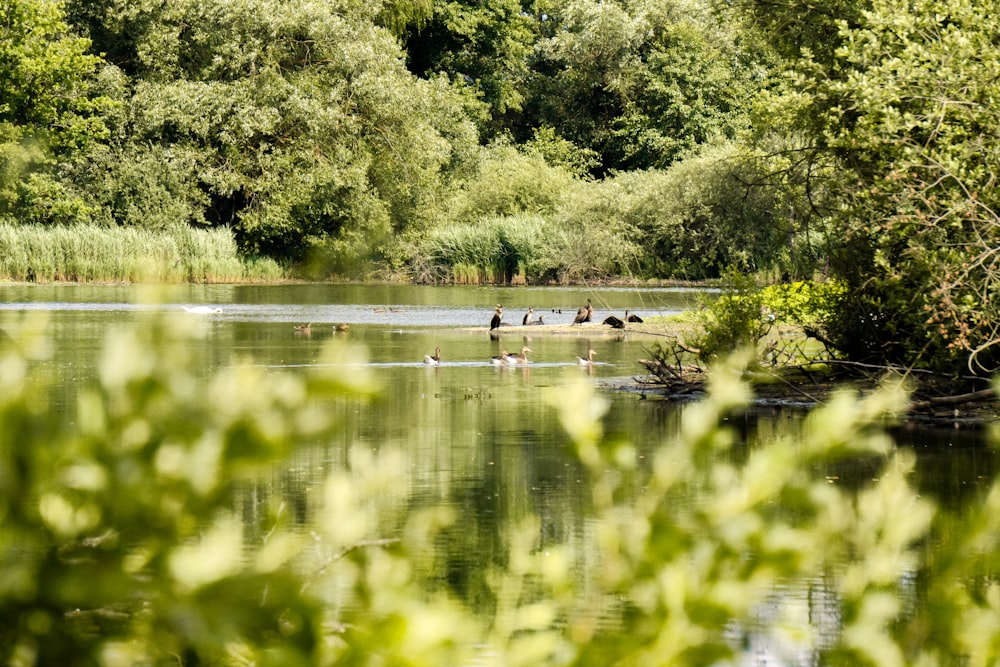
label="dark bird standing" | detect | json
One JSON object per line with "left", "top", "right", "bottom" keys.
{"left": 490, "top": 304, "right": 503, "bottom": 331}
{"left": 602, "top": 315, "right": 624, "bottom": 329}
{"left": 603, "top": 310, "right": 642, "bottom": 328}
{"left": 573, "top": 299, "right": 593, "bottom": 324}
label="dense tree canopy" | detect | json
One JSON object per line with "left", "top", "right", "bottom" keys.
{"left": 60, "top": 0, "right": 482, "bottom": 273}
{"left": 737, "top": 0, "right": 1000, "bottom": 373}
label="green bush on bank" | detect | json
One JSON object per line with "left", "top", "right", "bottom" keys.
{"left": 413, "top": 140, "right": 799, "bottom": 285}
{"left": 2, "top": 315, "right": 1000, "bottom": 664}
{"left": 0, "top": 223, "right": 284, "bottom": 283}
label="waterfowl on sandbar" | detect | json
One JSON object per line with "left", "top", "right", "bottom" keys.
{"left": 490, "top": 304, "right": 503, "bottom": 331}
{"left": 603, "top": 310, "right": 642, "bottom": 329}
{"left": 522, "top": 307, "right": 534, "bottom": 325}
{"left": 577, "top": 349, "right": 596, "bottom": 365}
{"left": 424, "top": 346, "right": 442, "bottom": 365}
{"left": 490, "top": 350, "right": 510, "bottom": 365}
{"left": 573, "top": 298, "right": 593, "bottom": 324}
{"left": 602, "top": 314, "right": 624, "bottom": 329}
{"left": 529, "top": 315, "right": 546, "bottom": 326}
{"left": 507, "top": 346, "right": 532, "bottom": 364}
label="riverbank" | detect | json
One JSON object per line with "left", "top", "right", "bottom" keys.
{"left": 479, "top": 318, "right": 1000, "bottom": 426}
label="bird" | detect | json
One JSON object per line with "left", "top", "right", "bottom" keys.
{"left": 530, "top": 315, "right": 546, "bottom": 326}
{"left": 182, "top": 305, "right": 222, "bottom": 314}
{"left": 490, "top": 304, "right": 503, "bottom": 331}
{"left": 573, "top": 299, "right": 593, "bottom": 324}
{"left": 604, "top": 310, "right": 642, "bottom": 328}
{"left": 602, "top": 314, "right": 624, "bottom": 329}
{"left": 490, "top": 350, "right": 510, "bottom": 365}
{"left": 506, "top": 346, "right": 532, "bottom": 364}
{"left": 334, "top": 323, "right": 349, "bottom": 332}
{"left": 294, "top": 323, "right": 312, "bottom": 333}
{"left": 522, "top": 307, "right": 534, "bottom": 325}
{"left": 424, "top": 346, "right": 442, "bottom": 365}
{"left": 577, "top": 349, "right": 597, "bottom": 365}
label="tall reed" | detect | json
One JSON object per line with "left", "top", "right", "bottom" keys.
{"left": 423, "top": 215, "right": 565, "bottom": 284}
{"left": 0, "top": 224, "right": 284, "bottom": 283}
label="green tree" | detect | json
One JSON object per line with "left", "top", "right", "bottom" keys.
{"left": 821, "top": 0, "right": 1000, "bottom": 375}
{"left": 735, "top": 0, "right": 1000, "bottom": 377}
{"left": 0, "top": 0, "right": 107, "bottom": 146}
{"left": 0, "top": 0, "right": 111, "bottom": 223}
{"left": 62, "top": 0, "right": 480, "bottom": 271}
{"left": 526, "top": 0, "right": 762, "bottom": 174}
{"left": 8, "top": 315, "right": 1000, "bottom": 664}
{"left": 402, "top": 0, "right": 536, "bottom": 138}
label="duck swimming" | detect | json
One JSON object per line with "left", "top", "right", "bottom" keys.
{"left": 506, "top": 346, "right": 532, "bottom": 364}
{"left": 424, "top": 346, "right": 442, "bottom": 365}
{"left": 490, "top": 350, "right": 510, "bottom": 365}
{"left": 577, "top": 349, "right": 596, "bottom": 365}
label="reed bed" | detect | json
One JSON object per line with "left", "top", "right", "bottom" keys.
{"left": 0, "top": 224, "right": 284, "bottom": 283}
{"left": 423, "top": 215, "right": 565, "bottom": 284}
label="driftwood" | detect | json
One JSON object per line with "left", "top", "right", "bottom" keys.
{"left": 909, "top": 388, "right": 996, "bottom": 411}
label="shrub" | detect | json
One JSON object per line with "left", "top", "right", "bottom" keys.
{"left": 688, "top": 268, "right": 772, "bottom": 365}
{"left": 624, "top": 142, "right": 790, "bottom": 279}
{"left": 762, "top": 279, "right": 847, "bottom": 329}
{"left": 444, "top": 142, "right": 577, "bottom": 221}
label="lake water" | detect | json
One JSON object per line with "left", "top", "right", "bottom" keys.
{"left": 1, "top": 283, "right": 996, "bottom": 664}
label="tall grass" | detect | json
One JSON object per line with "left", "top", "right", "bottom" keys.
{"left": 0, "top": 223, "right": 285, "bottom": 283}
{"left": 422, "top": 215, "right": 567, "bottom": 284}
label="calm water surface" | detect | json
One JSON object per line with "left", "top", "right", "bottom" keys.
{"left": 1, "top": 283, "right": 995, "bottom": 664}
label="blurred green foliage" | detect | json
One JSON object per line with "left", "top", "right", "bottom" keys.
{"left": 3, "top": 315, "right": 1000, "bottom": 665}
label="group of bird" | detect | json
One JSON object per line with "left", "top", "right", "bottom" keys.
{"left": 490, "top": 299, "right": 642, "bottom": 331}
{"left": 423, "top": 344, "right": 594, "bottom": 367}
{"left": 294, "top": 322, "right": 349, "bottom": 334}
{"left": 422, "top": 299, "right": 643, "bottom": 367}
